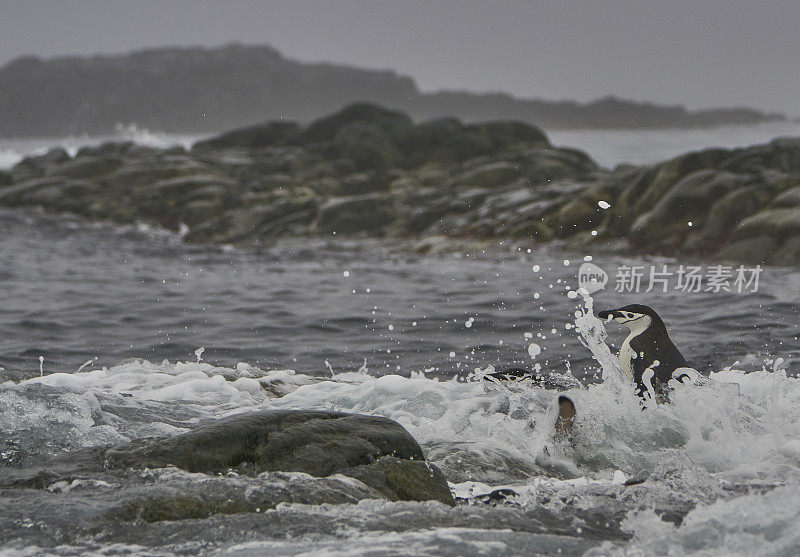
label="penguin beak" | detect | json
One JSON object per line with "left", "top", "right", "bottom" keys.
{"left": 597, "top": 309, "right": 621, "bottom": 321}
{"left": 598, "top": 309, "right": 645, "bottom": 325}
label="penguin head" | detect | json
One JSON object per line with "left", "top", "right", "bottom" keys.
{"left": 598, "top": 304, "right": 662, "bottom": 333}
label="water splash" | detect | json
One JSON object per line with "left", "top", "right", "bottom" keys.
{"left": 76, "top": 357, "right": 98, "bottom": 373}
{"left": 113, "top": 123, "right": 196, "bottom": 150}
{"left": 573, "top": 289, "right": 627, "bottom": 390}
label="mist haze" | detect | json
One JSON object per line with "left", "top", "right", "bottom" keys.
{"left": 2, "top": 0, "right": 798, "bottom": 115}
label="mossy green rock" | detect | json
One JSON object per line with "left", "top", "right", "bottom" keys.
{"left": 0, "top": 177, "right": 97, "bottom": 213}
{"left": 556, "top": 197, "right": 600, "bottom": 237}
{"left": 716, "top": 236, "right": 779, "bottom": 265}
{"left": 2, "top": 102, "right": 799, "bottom": 263}
{"left": 731, "top": 208, "right": 800, "bottom": 241}
{"left": 772, "top": 235, "right": 800, "bottom": 266}
{"left": 192, "top": 121, "right": 301, "bottom": 150}
{"left": 316, "top": 194, "right": 396, "bottom": 233}
{"left": 341, "top": 456, "right": 454, "bottom": 504}
{"left": 703, "top": 186, "right": 771, "bottom": 239}
{"left": 458, "top": 162, "right": 519, "bottom": 188}
{"left": 772, "top": 185, "right": 800, "bottom": 207}
{"left": 46, "top": 155, "right": 123, "bottom": 180}
{"left": 630, "top": 170, "right": 744, "bottom": 246}
{"left": 0, "top": 410, "right": 454, "bottom": 506}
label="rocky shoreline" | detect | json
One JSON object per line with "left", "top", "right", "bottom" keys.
{"left": 2, "top": 102, "right": 798, "bottom": 265}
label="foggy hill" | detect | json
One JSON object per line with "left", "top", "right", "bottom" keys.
{"left": 0, "top": 43, "right": 784, "bottom": 137}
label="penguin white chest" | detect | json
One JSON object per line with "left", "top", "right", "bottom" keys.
{"left": 615, "top": 315, "right": 651, "bottom": 383}
{"left": 619, "top": 335, "right": 636, "bottom": 382}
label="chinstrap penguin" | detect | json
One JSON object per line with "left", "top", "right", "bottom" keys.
{"left": 483, "top": 368, "right": 581, "bottom": 391}
{"left": 598, "top": 304, "right": 690, "bottom": 401}
{"left": 483, "top": 370, "right": 580, "bottom": 439}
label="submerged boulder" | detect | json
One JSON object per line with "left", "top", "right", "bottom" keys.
{"left": 0, "top": 410, "right": 454, "bottom": 506}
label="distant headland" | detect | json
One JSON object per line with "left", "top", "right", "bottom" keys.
{"left": 0, "top": 43, "right": 785, "bottom": 137}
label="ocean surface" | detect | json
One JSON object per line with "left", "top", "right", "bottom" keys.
{"left": 4, "top": 120, "right": 800, "bottom": 170}
{"left": 547, "top": 120, "right": 800, "bottom": 168}
{"left": 1, "top": 125, "right": 800, "bottom": 555}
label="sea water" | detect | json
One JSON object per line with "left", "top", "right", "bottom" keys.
{"left": 1, "top": 208, "right": 800, "bottom": 554}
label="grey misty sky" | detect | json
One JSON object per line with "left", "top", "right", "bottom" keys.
{"left": 1, "top": 0, "right": 798, "bottom": 115}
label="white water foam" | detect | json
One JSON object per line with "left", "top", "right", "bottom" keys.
{"left": 0, "top": 147, "right": 23, "bottom": 169}
{"left": 0, "top": 126, "right": 201, "bottom": 170}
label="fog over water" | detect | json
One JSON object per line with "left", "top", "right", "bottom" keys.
{"left": 2, "top": 0, "right": 799, "bottom": 116}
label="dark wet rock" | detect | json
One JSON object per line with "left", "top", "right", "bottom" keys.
{"left": 508, "top": 219, "right": 554, "bottom": 240}
{"left": 772, "top": 185, "right": 800, "bottom": 207}
{"left": 630, "top": 170, "right": 746, "bottom": 247}
{"left": 555, "top": 196, "right": 601, "bottom": 237}
{"left": 469, "top": 121, "right": 549, "bottom": 147}
{"left": 407, "top": 203, "right": 451, "bottom": 233}
{"left": 716, "top": 236, "right": 779, "bottom": 265}
{"left": 125, "top": 144, "right": 160, "bottom": 157}
{"left": 46, "top": 155, "right": 123, "bottom": 180}
{"left": 394, "top": 117, "right": 464, "bottom": 166}
{"left": 193, "top": 121, "right": 301, "bottom": 150}
{"left": 0, "top": 177, "right": 97, "bottom": 213}
{"left": 340, "top": 456, "right": 454, "bottom": 504}
{"left": 772, "top": 235, "right": 800, "bottom": 266}
{"left": 181, "top": 198, "right": 227, "bottom": 227}
{"left": 334, "top": 121, "right": 406, "bottom": 169}
{"left": 103, "top": 471, "right": 386, "bottom": 523}
{"left": 129, "top": 174, "right": 236, "bottom": 228}
{"left": 316, "top": 194, "right": 396, "bottom": 234}
{"left": 597, "top": 137, "right": 800, "bottom": 262}
{"left": 731, "top": 208, "right": 800, "bottom": 241}
{"left": 517, "top": 147, "right": 598, "bottom": 181}
{"left": 28, "top": 147, "right": 72, "bottom": 167}
{"left": 76, "top": 141, "right": 135, "bottom": 157}
{"left": 103, "top": 158, "right": 211, "bottom": 191}
{"left": 103, "top": 410, "right": 430, "bottom": 475}
{"left": 332, "top": 172, "right": 393, "bottom": 196}
{"left": 702, "top": 186, "right": 772, "bottom": 240}
{"left": 458, "top": 162, "right": 519, "bottom": 188}
{"left": 450, "top": 188, "right": 491, "bottom": 213}
{"left": 301, "top": 103, "right": 413, "bottom": 145}
{"left": 0, "top": 410, "right": 454, "bottom": 506}
{"left": 619, "top": 149, "right": 729, "bottom": 219}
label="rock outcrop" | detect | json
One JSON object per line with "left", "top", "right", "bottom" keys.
{"left": 1, "top": 102, "right": 799, "bottom": 264}
{"left": 0, "top": 409, "right": 454, "bottom": 506}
